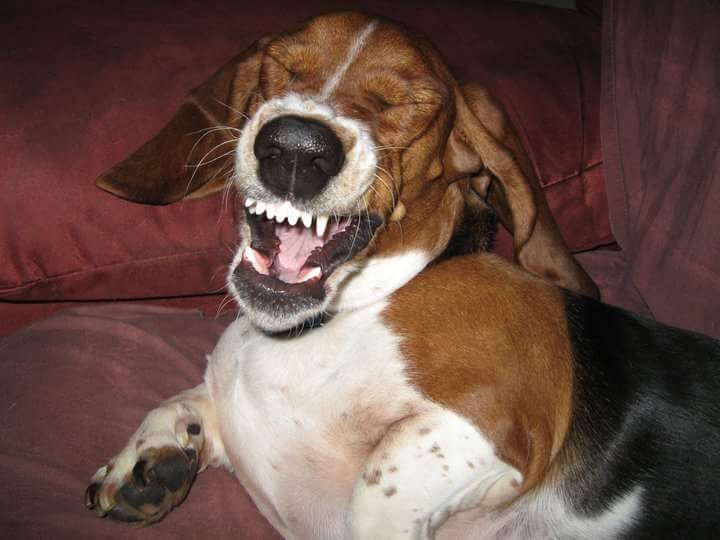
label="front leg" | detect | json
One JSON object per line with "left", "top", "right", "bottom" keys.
{"left": 350, "top": 409, "right": 523, "bottom": 540}
{"left": 85, "top": 384, "right": 228, "bottom": 524}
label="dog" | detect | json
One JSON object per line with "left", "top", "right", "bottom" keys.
{"left": 84, "top": 12, "right": 720, "bottom": 539}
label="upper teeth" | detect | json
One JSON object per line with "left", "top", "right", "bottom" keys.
{"left": 245, "top": 198, "right": 331, "bottom": 237}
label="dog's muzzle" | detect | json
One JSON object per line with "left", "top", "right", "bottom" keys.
{"left": 254, "top": 115, "right": 345, "bottom": 200}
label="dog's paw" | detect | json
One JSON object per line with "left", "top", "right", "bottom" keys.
{"left": 85, "top": 422, "right": 203, "bottom": 524}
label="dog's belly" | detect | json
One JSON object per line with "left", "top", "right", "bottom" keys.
{"left": 205, "top": 304, "right": 425, "bottom": 539}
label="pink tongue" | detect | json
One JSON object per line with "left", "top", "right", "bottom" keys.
{"left": 275, "top": 224, "right": 324, "bottom": 282}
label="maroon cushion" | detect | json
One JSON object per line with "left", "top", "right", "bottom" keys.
{"left": 596, "top": 0, "right": 720, "bottom": 336}
{"left": 0, "top": 304, "right": 281, "bottom": 539}
{"left": 2, "top": 0, "right": 609, "bottom": 313}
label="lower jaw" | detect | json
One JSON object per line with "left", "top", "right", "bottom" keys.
{"left": 230, "top": 263, "right": 329, "bottom": 332}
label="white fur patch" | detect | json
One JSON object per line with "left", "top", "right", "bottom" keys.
{"left": 350, "top": 410, "right": 523, "bottom": 540}
{"left": 555, "top": 487, "right": 643, "bottom": 540}
{"left": 205, "top": 302, "right": 425, "bottom": 539}
{"left": 331, "top": 250, "right": 432, "bottom": 312}
{"left": 436, "top": 478, "right": 643, "bottom": 539}
{"left": 319, "top": 20, "right": 378, "bottom": 100}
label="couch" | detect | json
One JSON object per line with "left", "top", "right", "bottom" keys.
{"left": 2, "top": 0, "right": 718, "bottom": 538}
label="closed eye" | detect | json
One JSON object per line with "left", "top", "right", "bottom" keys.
{"left": 370, "top": 91, "right": 393, "bottom": 112}
{"left": 365, "top": 72, "right": 445, "bottom": 113}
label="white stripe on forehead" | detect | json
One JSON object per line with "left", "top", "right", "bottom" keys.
{"left": 319, "top": 20, "right": 378, "bottom": 101}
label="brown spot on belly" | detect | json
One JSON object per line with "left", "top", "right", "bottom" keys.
{"left": 363, "top": 468, "right": 382, "bottom": 485}
{"left": 383, "top": 485, "right": 397, "bottom": 497}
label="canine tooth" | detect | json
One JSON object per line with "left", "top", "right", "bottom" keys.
{"left": 316, "top": 215, "right": 329, "bottom": 237}
{"left": 287, "top": 207, "right": 300, "bottom": 226}
{"left": 301, "top": 212, "right": 313, "bottom": 228}
{"left": 243, "top": 246, "right": 269, "bottom": 275}
{"left": 299, "top": 266, "right": 322, "bottom": 283}
{"left": 244, "top": 197, "right": 256, "bottom": 208}
{"left": 255, "top": 201, "right": 266, "bottom": 216}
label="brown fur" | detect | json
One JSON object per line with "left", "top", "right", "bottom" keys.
{"left": 384, "top": 253, "right": 574, "bottom": 493}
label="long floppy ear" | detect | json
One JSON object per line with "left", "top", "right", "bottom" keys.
{"left": 96, "top": 39, "right": 268, "bottom": 205}
{"left": 445, "top": 84, "right": 599, "bottom": 298}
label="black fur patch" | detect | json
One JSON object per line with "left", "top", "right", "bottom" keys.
{"left": 562, "top": 291, "right": 720, "bottom": 539}
{"left": 440, "top": 204, "right": 497, "bottom": 261}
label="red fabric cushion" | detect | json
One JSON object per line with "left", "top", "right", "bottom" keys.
{"left": 596, "top": 0, "right": 720, "bottom": 336}
{"left": 1, "top": 0, "right": 609, "bottom": 309}
{"left": 0, "top": 304, "right": 281, "bottom": 539}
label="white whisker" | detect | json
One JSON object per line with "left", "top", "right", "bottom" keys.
{"left": 189, "top": 125, "right": 242, "bottom": 136}
{"left": 183, "top": 139, "right": 238, "bottom": 199}
{"left": 213, "top": 99, "right": 250, "bottom": 121}
{"left": 373, "top": 144, "right": 410, "bottom": 151}
{"left": 373, "top": 171, "right": 398, "bottom": 210}
{"left": 215, "top": 294, "right": 236, "bottom": 318}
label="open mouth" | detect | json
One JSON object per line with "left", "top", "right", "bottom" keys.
{"left": 238, "top": 198, "right": 382, "bottom": 299}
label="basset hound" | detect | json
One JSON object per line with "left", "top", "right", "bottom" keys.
{"left": 85, "top": 12, "right": 720, "bottom": 539}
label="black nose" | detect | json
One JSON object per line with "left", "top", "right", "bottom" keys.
{"left": 254, "top": 115, "right": 345, "bottom": 200}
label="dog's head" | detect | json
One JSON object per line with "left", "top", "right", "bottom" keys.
{"left": 98, "top": 12, "right": 597, "bottom": 332}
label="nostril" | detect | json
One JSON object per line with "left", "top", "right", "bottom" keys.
{"left": 255, "top": 143, "right": 282, "bottom": 161}
{"left": 312, "top": 154, "right": 344, "bottom": 177}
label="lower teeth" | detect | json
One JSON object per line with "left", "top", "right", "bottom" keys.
{"left": 299, "top": 266, "right": 322, "bottom": 283}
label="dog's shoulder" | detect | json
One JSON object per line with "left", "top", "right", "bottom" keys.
{"left": 382, "top": 253, "right": 575, "bottom": 491}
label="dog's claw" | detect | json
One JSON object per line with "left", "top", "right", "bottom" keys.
{"left": 84, "top": 482, "right": 100, "bottom": 510}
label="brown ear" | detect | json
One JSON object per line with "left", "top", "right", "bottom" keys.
{"left": 96, "top": 40, "right": 267, "bottom": 205}
{"left": 445, "top": 84, "right": 599, "bottom": 298}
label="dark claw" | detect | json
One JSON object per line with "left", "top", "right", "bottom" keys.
{"left": 85, "top": 482, "right": 100, "bottom": 509}
{"left": 132, "top": 460, "right": 148, "bottom": 487}
{"left": 184, "top": 447, "right": 197, "bottom": 461}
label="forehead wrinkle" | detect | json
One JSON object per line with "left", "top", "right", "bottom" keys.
{"left": 319, "top": 20, "right": 378, "bottom": 101}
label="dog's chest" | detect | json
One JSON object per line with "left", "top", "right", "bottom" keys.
{"left": 206, "top": 303, "right": 424, "bottom": 537}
